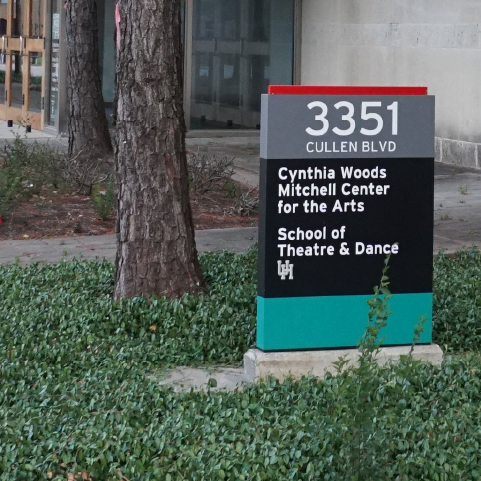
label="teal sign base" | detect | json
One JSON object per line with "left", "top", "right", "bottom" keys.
{"left": 257, "top": 293, "right": 432, "bottom": 351}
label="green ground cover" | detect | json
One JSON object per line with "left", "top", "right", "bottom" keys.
{"left": 0, "top": 248, "right": 480, "bottom": 480}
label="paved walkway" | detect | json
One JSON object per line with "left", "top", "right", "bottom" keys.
{"left": 0, "top": 227, "right": 258, "bottom": 266}
{"left": 0, "top": 123, "right": 56, "bottom": 140}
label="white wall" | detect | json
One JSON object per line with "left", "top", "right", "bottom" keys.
{"left": 301, "top": 0, "right": 481, "bottom": 166}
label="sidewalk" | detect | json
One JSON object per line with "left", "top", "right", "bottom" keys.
{"left": 0, "top": 227, "right": 258, "bottom": 266}
{"left": 0, "top": 123, "right": 480, "bottom": 265}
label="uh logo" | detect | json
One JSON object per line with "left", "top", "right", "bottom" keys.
{"left": 277, "top": 260, "right": 294, "bottom": 280}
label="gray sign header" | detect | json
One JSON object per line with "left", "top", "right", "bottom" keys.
{"left": 260, "top": 94, "right": 435, "bottom": 159}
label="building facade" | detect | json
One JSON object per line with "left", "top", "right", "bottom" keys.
{"left": 2, "top": 1, "right": 480, "bottom": 168}
{"left": 301, "top": 0, "right": 481, "bottom": 168}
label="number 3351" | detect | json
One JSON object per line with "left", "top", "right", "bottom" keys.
{"left": 306, "top": 101, "right": 398, "bottom": 137}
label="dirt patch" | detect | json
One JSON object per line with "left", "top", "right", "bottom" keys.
{"left": 0, "top": 186, "right": 258, "bottom": 240}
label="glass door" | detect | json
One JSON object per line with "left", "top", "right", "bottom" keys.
{"left": 0, "top": 0, "right": 45, "bottom": 129}
{"left": 191, "top": 0, "right": 242, "bottom": 128}
{"left": 190, "top": 0, "right": 294, "bottom": 129}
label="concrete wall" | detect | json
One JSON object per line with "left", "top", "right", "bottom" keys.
{"left": 301, "top": 0, "right": 481, "bottom": 168}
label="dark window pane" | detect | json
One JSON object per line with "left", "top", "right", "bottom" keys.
{"left": 11, "top": 51, "right": 22, "bottom": 108}
{"left": 29, "top": 52, "right": 42, "bottom": 112}
{"left": 219, "top": 54, "right": 240, "bottom": 107}
{"left": 13, "top": 0, "right": 22, "bottom": 37}
{"left": 193, "top": 52, "right": 213, "bottom": 103}
{"left": 30, "top": 0, "right": 44, "bottom": 38}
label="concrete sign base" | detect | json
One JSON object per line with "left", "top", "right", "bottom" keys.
{"left": 244, "top": 345, "right": 443, "bottom": 382}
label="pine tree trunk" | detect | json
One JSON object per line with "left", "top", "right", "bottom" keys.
{"left": 113, "top": 0, "right": 205, "bottom": 300}
{"left": 66, "top": 0, "right": 112, "bottom": 157}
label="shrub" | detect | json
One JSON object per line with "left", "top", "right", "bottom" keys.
{"left": 0, "top": 249, "right": 257, "bottom": 369}
{"left": 0, "top": 250, "right": 480, "bottom": 479}
{"left": 0, "top": 134, "right": 66, "bottom": 215}
{"left": 0, "top": 251, "right": 258, "bottom": 476}
{"left": 5, "top": 356, "right": 481, "bottom": 481}
{"left": 91, "top": 175, "right": 115, "bottom": 220}
{"left": 187, "top": 150, "right": 235, "bottom": 194}
{"left": 0, "top": 155, "right": 22, "bottom": 216}
{"left": 62, "top": 150, "right": 112, "bottom": 195}
{"left": 0, "top": 246, "right": 481, "bottom": 480}
{"left": 433, "top": 247, "right": 481, "bottom": 352}
{"left": 224, "top": 182, "right": 259, "bottom": 216}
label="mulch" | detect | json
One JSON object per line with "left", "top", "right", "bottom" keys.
{"left": 0, "top": 187, "right": 258, "bottom": 240}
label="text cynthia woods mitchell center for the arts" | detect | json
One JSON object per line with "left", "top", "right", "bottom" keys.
{"left": 276, "top": 164, "right": 399, "bottom": 258}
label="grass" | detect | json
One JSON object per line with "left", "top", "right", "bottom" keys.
{"left": 0, "top": 248, "right": 480, "bottom": 480}
{"left": 433, "top": 248, "right": 481, "bottom": 352}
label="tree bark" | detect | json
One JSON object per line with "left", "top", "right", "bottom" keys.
{"left": 66, "top": 0, "right": 112, "bottom": 157}
{"left": 114, "top": 0, "right": 205, "bottom": 300}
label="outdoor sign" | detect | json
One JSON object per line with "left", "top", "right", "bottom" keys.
{"left": 258, "top": 86, "right": 435, "bottom": 351}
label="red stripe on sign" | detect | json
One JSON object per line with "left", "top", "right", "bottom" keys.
{"left": 268, "top": 86, "right": 428, "bottom": 96}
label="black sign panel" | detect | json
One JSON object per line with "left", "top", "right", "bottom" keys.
{"left": 258, "top": 157, "right": 434, "bottom": 298}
